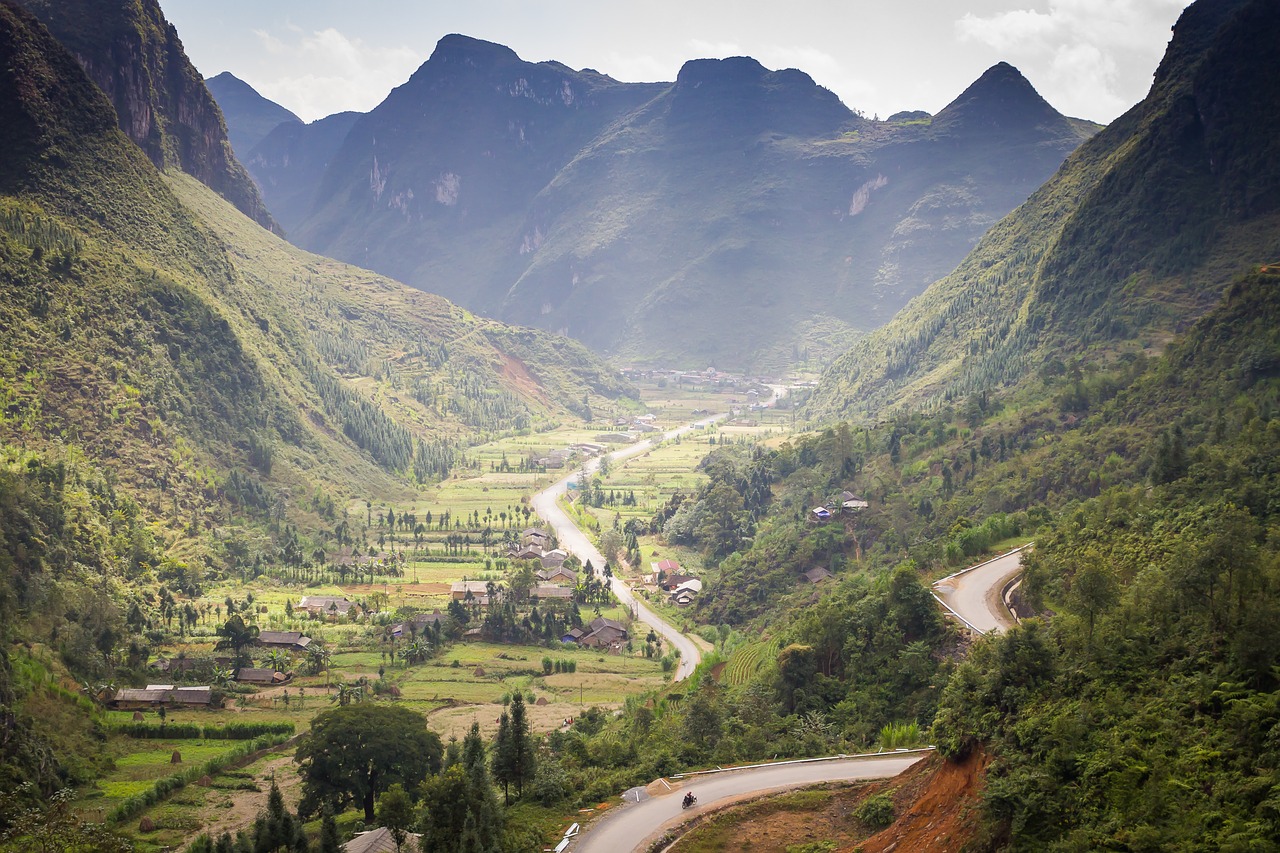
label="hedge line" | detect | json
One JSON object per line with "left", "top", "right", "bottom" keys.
{"left": 105, "top": 733, "right": 292, "bottom": 824}
{"left": 113, "top": 721, "right": 295, "bottom": 740}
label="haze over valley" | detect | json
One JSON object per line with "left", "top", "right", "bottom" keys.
{"left": 1, "top": 1, "right": 1278, "bottom": 852}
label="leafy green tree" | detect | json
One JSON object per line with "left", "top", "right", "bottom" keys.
{"left": 296, "top": 704, "right": 442, "bottom": 823}
{"left": 0, "top": 784, "right": 133, "bottom": 853}
{"left": 375, "top": 784, "right": 414, "bottom": 852}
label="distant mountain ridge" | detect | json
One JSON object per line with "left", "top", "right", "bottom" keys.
{"left": 221, "top": 35, "right": 1098, "bottom": 370}
{"left": 205, "top": 70, "right": 301, "bottom": 157}
{"left": 15, "top": 0, "right": 276, "bottom": 230}
{"left": 805, "top": 0, "right": 1280, "bottom": 420}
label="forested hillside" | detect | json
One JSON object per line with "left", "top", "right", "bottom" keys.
{"left": 0, "top": 0, "right": 633, "bottom": 808}
{"left": 806, "top": 0, "right": 1280, "bottom": 421}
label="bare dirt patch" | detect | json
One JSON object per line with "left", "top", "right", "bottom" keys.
{"left": 499, "top": 354, "right": 551, "bottom": 408}
{"left": 428, "top": 701, "right": 620, "bottom": 742}
{"left": 191, "top": 751, "right": 302, "bottom": 842}
{"left": 664, "top": 751, "right": 987, "bottom": 853}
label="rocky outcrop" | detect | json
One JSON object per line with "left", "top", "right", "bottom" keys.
{"left": 17, "top": 0, "right": 276, "bottom": 230}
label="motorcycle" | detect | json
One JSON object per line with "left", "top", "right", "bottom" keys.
{"left": 682, "top": 792, "right": 697, "bottom": 809}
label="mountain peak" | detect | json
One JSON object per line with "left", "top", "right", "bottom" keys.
{"left": 669, "top": 55, "right": 853, "bottom": 137}
{"left": 932, "top": 62, "right": 1069, "bottom": 136}
{"left": 675, "top": 55, "right": 770, "bottom": 88}
{"left": 428, "top": 33, "right": 521, "bottom": 67}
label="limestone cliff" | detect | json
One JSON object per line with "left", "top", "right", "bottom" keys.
{"left": 17, "top": 0, "right": 276, "bottom": 230}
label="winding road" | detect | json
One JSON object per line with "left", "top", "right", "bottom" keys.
{"left": 534, "top": 387, "right": 953, "bottom": 851}
{"left": 572, "top": 752, "right": 931, "bottom": 853}
{"left": 930, "top": 547, "right": 1028, "bottom": 635}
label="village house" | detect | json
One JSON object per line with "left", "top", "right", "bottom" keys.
{"left": 451, "top": 580, "right": 500, "bottom": 603}
{"left": 531, "top": 584, "right": 574, "bottom": 601}
{"left": 297, "top": 595, "right": 356, "bottom": 617}
{"left": 537, "top": 565, "right": 577, "bottom": 585}
{"left": 521, "top": 528, "right": 552, "bottom": 549}
{"left": 840, "top": 491, "right": 869, "bottom": 511}
{"left": 235, "top": 668, "right": 289, "bottom": 686}
{"left": 671, "top": 588, "right": 698, "bottom": 607}
{"left": 811, "top": 506, "right": 833, "bottom": 521}
{"left": 344, "top": 826, "right": 422, "bottom": 853}
{"left": 660, "top": 573, "right": 698, "bottom": 592}
{"left": 392, "top": 610, "right": 447, "bottom": 638}
{"left": 539, "top": 549, "right": 569, "bottom": 569}
{"left": 110, "top": 685, "right": 213, "bottom": 710}
{"left": 803, "top": 566, "right": 835, "bottom": 584}
{"left": 576, "top": 617, "right": 628, "bottom": 650}
{"left": 256, "top": 631, "right": 312, "bottom": 651}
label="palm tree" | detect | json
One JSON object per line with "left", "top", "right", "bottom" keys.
{"left": 264, "top": 649, "right": 288, "bottom": 673}
{"left": 215, "top": 615, "right": 259, "bottom": 666}
{"left": 307, "top": 645, "right": 332, "bottom": 688}
{"left": 212, "top": 667, "right": 235, "bottom": 690}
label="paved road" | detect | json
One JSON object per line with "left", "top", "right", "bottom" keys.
{"left": 931, "top": 548, "right": 1027, "bottom": 634}
{"left": 530, "top": 413, "right": 728, "bottom": 681}
{"left": 571, "top": 753, "right": 930, "bottom": 853}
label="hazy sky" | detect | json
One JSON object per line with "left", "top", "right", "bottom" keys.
{"left": 161, "top": 0, "right": 1191, "bottom": 125}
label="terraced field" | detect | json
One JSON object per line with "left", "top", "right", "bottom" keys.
{"left": 724, "top": 638, "right": 781, "bottom": 687}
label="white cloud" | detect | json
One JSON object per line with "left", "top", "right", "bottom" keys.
{"left": 687, "top": 38, "right": 746, "bottom": 57}
{"left": 249, "top": 26, "right": 422, "bottom": 121}
{"left": 955, "top": 0, "right": 1187, "bottom": 120}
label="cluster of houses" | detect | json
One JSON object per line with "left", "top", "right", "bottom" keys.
{"left": 811, "top": 491, "right": 869, "bottom": 522}
{"left": 534, "top": 442, "right": 607, "bottom": 470}
{"left": 618, "top": 366, "right": 763, "bottom": 391}
{"left": 447, "top": 528, "right": 581, "bottom": 607}
{"left": 647, "top": 559, "right": 703, "bottom": 607}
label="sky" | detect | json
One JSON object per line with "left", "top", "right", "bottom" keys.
{"left": 161, "top": 0, "right": 1192, "bottom": 125}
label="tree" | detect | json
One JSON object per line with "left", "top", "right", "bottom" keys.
{"left": 215, "top": 614, "right": 259, "bottom": 666}
{"left": 295, "top": 704, "right": 442, "bottom": 823}
{"left": 318, "top": 808, "right": 341, "bottom": 853}
{"left": 495, "top": 692, "right": 535, "bottom": 801}
{"left": 0, "top": 784, "right": 133, "bottom": 853}
{"left": 375, "top": 784, "right": 414, "bottom": 852}
{"left": 419, "top": 724, "right": 503, "bottom": 853}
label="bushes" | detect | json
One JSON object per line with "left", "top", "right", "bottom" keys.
{"left": 203, "top": 721, "right": 295, "bottom": 740}
{"left": 854, "top": 791, "right": 895, "bottom": 829}
{"left": 114, "top": 720, "right": 294, "bottom": 739}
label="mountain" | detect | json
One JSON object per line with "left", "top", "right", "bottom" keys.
{"left": 241, "top": 110, "right": 362, "bottom": 232}
{"left": 15, "top": 0, "right": 276, "bottom": 230}
{"left": 806, "top": 0, "right": 1280, "bottom": 420}
{"left": 247, "top": 36, "right": 1097, "bottom": 370}
{"left": 205, "top": 70, "right": 301, "bottom": 157}
{"left": 0, "top": 0, "right": 633, "bottom": 557}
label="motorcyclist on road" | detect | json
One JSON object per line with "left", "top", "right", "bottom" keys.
{"left": 682, "top": 791, "right": 696, "bottom": 809}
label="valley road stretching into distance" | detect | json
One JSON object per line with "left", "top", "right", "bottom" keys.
{"left": 531, "top": 411, "right": 731, "bottom": 680}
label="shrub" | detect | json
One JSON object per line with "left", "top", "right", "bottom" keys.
{"left": 854, "top": 792, "right": 895, "bottom": 829}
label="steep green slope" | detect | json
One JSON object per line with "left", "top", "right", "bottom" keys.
{"left": 205, "top": 71, "right": 301, "bottom": 158}
{"left": 261, "top": 34, "right": 1096, "bottom": 370}
{"left": 16, "top": 0, "right": 275, "bottom": 229}
{"left": 0, "top": 1, "right": 636, "bottom": 812}
{"left": 807, "top": 0, "right": 1279, "bottom": 420}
